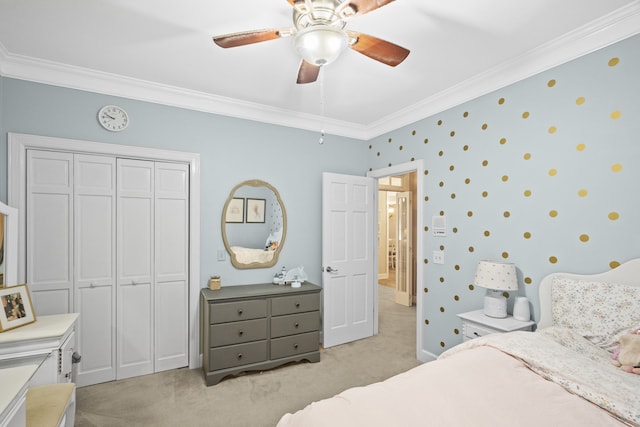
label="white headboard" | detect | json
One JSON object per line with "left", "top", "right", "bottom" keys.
{"left": 538, "top": 258, "right": 640, "bottom": 329}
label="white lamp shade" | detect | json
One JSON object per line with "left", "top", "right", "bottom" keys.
{"left": 294, "top": 25, "right": 348, "bottom": 66}
{"left": 474, "top": 260, "right": 518, "bottom": 291}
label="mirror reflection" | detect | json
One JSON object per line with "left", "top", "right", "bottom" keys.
{"left": 222, "top": 180, "right": 286, "bottom": 269}
{"left": 0, "top": 214, "right": 4, "bottom": 286}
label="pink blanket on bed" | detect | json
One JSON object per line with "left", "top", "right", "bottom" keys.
{"left": 277, "top": 345, "right": 627, "bottom": 427}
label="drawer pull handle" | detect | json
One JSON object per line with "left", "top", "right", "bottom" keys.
{"left": 295, "top": 302, "right": 300, "bottom": 308}
{"left": 295, "top": 323, "right": 300, "bottom": 328}
{"left": 238, "top": 330, "right": 244, "bottom": 336}
{"left": 238, "top": 309, "right": 243, "bottom": 316}
{"left": 237, "top": 353, "right": 243, "bottom": 360}
{"left": 294, "top": 344, "right": 299, "bottom": 349}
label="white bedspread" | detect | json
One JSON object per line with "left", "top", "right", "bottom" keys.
{"left": 277, "top": 329, "right": 637, "bottom": 427}
{"left": 231, "top": 246, "right": 274, "bottom": 264}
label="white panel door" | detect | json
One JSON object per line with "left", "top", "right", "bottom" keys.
{"left": 395, "top": 192, "right": 412, "bottom": 306}
{"left": 117, "top": 159, "right": 154, "bottom": 380}
{"left": 74, "top": 154, "right": 116, "bottom": 386}
{"left": 322, "top": 173, "right": 375, "bottom": 348}
{"left": 154, "top": 162, "right": 189, "bottom": 372}
{"left": 26, "top": 150, "right": 74, "bottom": 315}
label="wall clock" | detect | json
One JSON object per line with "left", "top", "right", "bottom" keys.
{"left": 98, "top": 105, "right": 129, "bottom": 132}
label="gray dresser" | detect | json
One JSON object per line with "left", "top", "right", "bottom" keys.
{"left": 200, "top": 282, "right": 321, "bottom": 385}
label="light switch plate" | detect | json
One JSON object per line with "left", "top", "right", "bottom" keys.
{"left": 433, "top": 250, "right": 444, "bottom": 264}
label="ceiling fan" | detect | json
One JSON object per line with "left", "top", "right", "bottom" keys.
{"left": 213, "top": 0, "right": 410, "bottom": 84}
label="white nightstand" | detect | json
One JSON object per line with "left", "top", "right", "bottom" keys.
{"left": 457, "top": 309, "right": 535, "bottom": 342}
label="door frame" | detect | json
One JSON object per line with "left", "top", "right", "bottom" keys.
{"left": 7, "top": 132, "right": 202, "bottom": 369}
{"left": 367, "top": 160, "right": 426, "bottom": 362}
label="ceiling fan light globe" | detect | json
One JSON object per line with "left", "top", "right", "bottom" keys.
{"left": 294, "top": 26, "right": 348, "bottom": 66}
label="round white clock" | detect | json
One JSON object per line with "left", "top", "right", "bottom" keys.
{"left": 98, "top": 105, "right": 129, "bottom": 131}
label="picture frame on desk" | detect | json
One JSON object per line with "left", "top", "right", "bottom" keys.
{"left": 0, "top": 284, "right": 36, "bottom": 332}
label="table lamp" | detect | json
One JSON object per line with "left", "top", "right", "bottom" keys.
{"left": 474, "top": 260, "right": 518, "bottom": 318}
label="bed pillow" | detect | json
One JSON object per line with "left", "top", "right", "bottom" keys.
{"left": 551, "top": 277, "right": 640, "bottom": 352}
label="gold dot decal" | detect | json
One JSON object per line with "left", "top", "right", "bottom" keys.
{"left": 524, "top": 153, "right": 531, "bottom": 160}
{"left": 468, "top": 246, "right": 475, "bottom": 253}
{"left": 576, "top": 143, "right": 586, "bottom": 151}
{"left": 524, "top": 190, "right": 532, "bottom": 197}
{"left": 481, "top": 123, "right": 488, "bottom": 130}
{"left": 522, "top": 112, "right": 530, "bottom": 119}
{"left": 424, "top": 287, "right": 428, "bottom": 292}
{"left": 439, "top": 277, "right": 445, "bottom": 283}
{"left": 437, "top": 120, "right": 443, "bottom": 126}
{"left": 452, "top": 227, "right": 458, "bottom": 233}
{"left": 399, "top": 146, "right": 403, "bottom": 150}
{"left": 576, "top": 97, "right": 585, "bottom": 105}
{"left": 424, "top": 138, "right": 429, "bottom": 144}
{"left": 501, "top": 175, "right": 509, "bottom": 182}
{"left": 439, "top": 150, "right": 444, "bottom": 157}
{"left": 450, "top": 193, "right": 456, "bottom": 199}
{"left": 463, "top": 145, "right": 469, "bottom": 151}
{"left": 411, "top": 130, "right": 416, "bottom": 135}
{"left": 503, "top": 211, "right": 510, "bottom": 218}
{"left": 454, "top": 328, "right": 459, "bottom": 334}
{"left": 549, "top": 169, "right": 557, "bottom": 176}
{"left": 611, "top": 163, "right": 622, "bottom": 172}
{"left": 439, "top": 181, "right": 444, "bottom": 187}
{"left": 578, "top": 189, "right": 588, "bottom": 197}
{"left": 465, "top": 178, "right": 471, "bottom": 184}
{"left": 467, "top": 211, "right": 473, "bottom": 217}
{"left": 548, "top": 79, "right": 556, "bottom": 87}
{"left": 388, "top": 138, "right": 392, "bottom": 143}
{"left": 425, "top": 319, "right": 429, "bottom": 325}
{"left": 608, "top": 212, "right": 619, "bottom": 220}
{"left": 608, "top": 57, "right": 619, "bottom": 67}
{"left": 424, "top": 170, "right": 429, "bottom": 175}
{"left": 502, "top": 252, "right": 509, "bottom": 259}
{"left": 468, "top": 284, "right": 474, "bottom": 290}
{"left": 440, "top": 307, "right": 445, "bottom": 313}
{"left": 454, "top": 295, "right": 459, "bottom": 301}
{"left": 524, "top": 277, "right": 532, "bottom": 284}
{"left": 548, "top": 126, "right": 557, "bottom": 134}
{"left": 482, "top": 160, "right": 489, "bottom": 166}
{"left": 450, "top": 131, "right": 455, "bottom": 137}
{"left": 454, "top": 265, "right": 460, "bottom": 270}
{"left": 449, "top": 165, "right": 455, "bottom": 171}
{"left": 440, "top": 342, "right": 445, "bottom": 348}
{"left": 368, "top": 144, "right": 372, "bottom": 149}
{"left": 609, "top": 261, "right": 620, "bottom": 269}
{"left": 463, "top": 111, "right": 469, "bottom": 118}
{"left": 482, "top": 191, "right": 488, "bottom": 198}
{"left": 579, "top": 234, "right": 590, "bottom": 242}
{"left": 377, "top": 152, "right": 380, "bottom": 157}
{"left": 499, "top": 138, "right": 507, "bottom": 145}
{"left": 523, "top": 232, "right": 531, "bottom": 239}
{"left": 498, "top": 98, "right": 505, "bottom": 105}
{"left": 611, "top": 110, "right": 622, "bottom": 120}
{"left": 549, "top": 256, "right": 558, "bottom": 264}
{"left": 549, "top": 210, "right": 558, "bottom": 218}
{"left": 484, "top": 230, "right": 490, "bottom": 237}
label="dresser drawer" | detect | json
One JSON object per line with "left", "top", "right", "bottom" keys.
{"left": 271, "top": 332, "right": 319, "bottom": 359}
{"left": 210, "top": 299, "right": 267, "bottom": 324}
{"left": 209, "top": 318, "right": 268, "bottom": 347}
{"left": 463, "top": 323, "right": 496, "bottom": 340}
{"left": 209, "top": 341, "right": 267, "bottom": 370}
{"left": 271, "top": 312, "right": 319, "bottom": 338}
{"left": 271, "top": 293, "right": 320, "bottom": 316}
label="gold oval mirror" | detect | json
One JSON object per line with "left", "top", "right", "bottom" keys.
{"left": 222, "top": 179, "right": 287, "bottom": 269}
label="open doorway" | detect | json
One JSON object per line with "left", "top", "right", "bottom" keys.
{"left": 377, "top": 172, "right": 417, "bottom": 307}
{"left": 368, "top": 160, "right": 426, "bottom": 361}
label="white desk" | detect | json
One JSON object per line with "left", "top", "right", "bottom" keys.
{"left": 0, "top": 364, "right": 39, "bottom": 427}
{"left": 0, "top": 313, "right": 78, "bottom": 386}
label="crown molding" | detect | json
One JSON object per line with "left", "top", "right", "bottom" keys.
{"left": 1, "top": 2, "right": 639, "bottom": 141}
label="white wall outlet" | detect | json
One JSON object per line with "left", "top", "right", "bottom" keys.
{"left": 217, "top": 249, "right": 226, "bottom": 261}
{"left": 433, "top": 250, "right": 444, "bottom": 264}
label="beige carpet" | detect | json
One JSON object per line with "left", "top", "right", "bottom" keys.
{"left": 75, "top": 285, "right": 420, "bottom": 427}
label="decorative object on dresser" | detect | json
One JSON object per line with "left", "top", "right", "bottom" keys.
{"left": 200, "top": 282, "right": 321, "bottom": 386}
{"left": 457, "top": 309, "right": 535, "bottom": 342}
{"left": 0, "top": 284, "right": 36, "bottom": 332}
{"left": 474, "top": 260, "right": 518, "bottom": 318}
{"left": 513, "top": 296, "right": 531, "bottom": 321}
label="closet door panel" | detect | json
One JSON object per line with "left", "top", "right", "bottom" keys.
{"left": 117, "top": 282, "right": 153, "bottom": 379}
{"left": 74, "top": 154, "right": 116, "bottom": 386}
{"left": 26, "top": 150, "right": 73, "bottom": 315}
{"left": 117, "top": 159, "right": 154, "bottom": 379}
{"left": 154, "top": 162, "right": 189, "bottom": 371}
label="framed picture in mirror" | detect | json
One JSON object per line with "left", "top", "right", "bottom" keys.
{"left": 246, "top": 198, "right": 266, "bottom": 223}
{"left": 225, "top": 198, "right": 245, "bottom": 223}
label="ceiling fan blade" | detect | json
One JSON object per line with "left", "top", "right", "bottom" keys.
{"left": 338, "top": 0, "right": 395, "bottom": 17}
{"left": 297, "top": 60, "right": 321, "bottom": 84}
{"left": 347, "top": 31, "right": 409, "bottom": 67}
{"left": 213, "top": 29, "right": 291, "bottom": 48}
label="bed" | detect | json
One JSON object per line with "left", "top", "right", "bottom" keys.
{"left": 276, "top": 259, "right": 640, "bottom": 427}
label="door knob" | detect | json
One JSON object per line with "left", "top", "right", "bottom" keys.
{"left": 325, "top": 266, "right": 339, "bottom": 273}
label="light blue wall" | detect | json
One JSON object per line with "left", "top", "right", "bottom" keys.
{"left": 367, "top": 34, "right": 640, "bottom": 357}
{"left": 0, "top": 78, "right": 368, "bottom": 287}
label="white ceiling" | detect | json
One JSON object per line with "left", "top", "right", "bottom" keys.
{"left": 0, "top": 0, "right": 639, "bottom": 140}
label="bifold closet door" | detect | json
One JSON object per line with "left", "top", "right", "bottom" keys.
{"left": 26, "top": 150, "right": 74, "bottom": 315}
{"left": 74, "top": 154, "right": 117, "bottom": 387}
{"left": 154, "top": 162, "right": 189, "bottom": 372}
{"left": 117, "top": 159, "right": 154, "bottom": 380}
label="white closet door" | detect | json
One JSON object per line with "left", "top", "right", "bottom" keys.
{"left": 74, "top": 154, "right": 116, "bottom": 387}
{"left": 154, "top": 162, "right": 189, "bottom": 372}
{"left": 26, "top": 150, "right": 74, "bottom": 315}
{"left": 117, "top": 159, "right": 154, "bottom": 380}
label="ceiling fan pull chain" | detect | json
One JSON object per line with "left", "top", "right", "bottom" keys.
{"left": 319, "top": 71, "right": 326, "bottom": 144}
